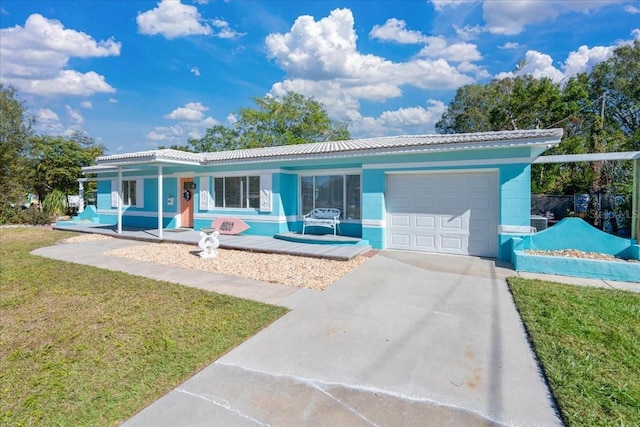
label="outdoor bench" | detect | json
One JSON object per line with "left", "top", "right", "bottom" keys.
{"left": 302, "top": 208, "right": 341, "bottom": 236}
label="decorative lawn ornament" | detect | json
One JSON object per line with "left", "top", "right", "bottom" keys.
{"left": 198, "top": 229, "right": 220, "bottom": 258}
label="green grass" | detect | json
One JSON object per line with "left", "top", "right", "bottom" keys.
{"left": 508, "top": 277, "right": 640, "bottom": 426}
{"left": 0, "top": 227, "right": 288, "bottom": 426}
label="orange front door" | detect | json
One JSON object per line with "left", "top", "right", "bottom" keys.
{"left": 180, "top": 178, "right": 194, "bottom": 228}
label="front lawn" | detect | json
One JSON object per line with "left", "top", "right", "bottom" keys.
{"left": 0, "top": 227, "right": 288, "bottom": 426}
{"left": 508, "top": 277, "right": 640, "bottom": 426}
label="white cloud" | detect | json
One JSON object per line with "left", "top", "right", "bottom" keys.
{"left": 369, "top": 18, "right": 425, "bottom": 44}
{"left": 226, "top": 113, "right": 237, "bottom": 125}
{"left": 19, "top": 70, "right": 115, "bottom": 97}
{"left": 80, "top": 101, "right": 93, "bottom": 109}
{"left": 499, "top": 42, "right": 521, "bottom": 50}
{"left": 266, "top": 8, "right": 474, "bottom": 124}
{"left": 200, "top": 116, "right": 218, "bottom": 127}
{"left": 35, "top": 108, "right": 60, "bottom": 123}
{"left": 454, "top": 25, "right": 484, "bottom": 41}
{"left": 0, "top": 14, "right": 119, "bottom": 96}
{"left": 416, "top": 36, "right": 482, "bottom": 62}
{"left": 625, "top": 5, "right": 640, "bottom": 13}
{"left": 266, "top": 9, "right": 360, "bottom": 80}
{"left": 457, "top": 61, "right": 492, "bottom": 79}
{"left": 137, "top": 0, "right": 212, "bottom": 39}
{"left": 564, "top": 45, "right": 616, "bottom": 76}
{"left": 65, "top": 105, "right": 84, "bottom": 124}
{"left": 347, "top": 100, "right": 448, "bottom": 136}
{"left": 146, "top": 125, "right": 184, "bottom": 141}
{"left": 164, "top": 102, "right": 209, "bottom": 121}
{"left": 496, "top": 50, "right": 565, "bottom": 82}
{"left": 483, "top": 1, "right": 628, "bottom": 35}
{"left": 379, "top": 102, "right": 446, "bottom": 127}
{"left": 148, "top": 102, "right": 219, "bottom": 145}
{"left": 190, "top": 67, "right": 201, "bottom": 76}
{"left": 430, "top": 0, "right": 470, "bottom": 12}
{"left": 633, "top": 28, "right": 640, "bottom": 39}
{"left": 369, "top": 19, "right": 482, "bottom": 63}
{"left": 109, "top": 98, "right": 118, "bottom": 103}
{"left": 211, "top": 18, "right": 246, "bottom": 39}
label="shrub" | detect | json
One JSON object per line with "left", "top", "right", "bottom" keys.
{"left": 0, "top": 205, "right": 52, "bottom": 225}
{"left": 42, "top": 190, "right": 67, "bottom": 217}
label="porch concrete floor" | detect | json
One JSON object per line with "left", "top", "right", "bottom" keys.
{"left": 53, "top": 223, "right": 372, "bottom": 261}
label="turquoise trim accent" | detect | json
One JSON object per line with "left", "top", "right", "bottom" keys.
{"left": 278, "top": 173, "right": 297, "bottom": 217}
{"left": 275, "top": 233, "right": 369, "bottom": 246}
{"left": 511, "top": 218, "right": 640, "bottom": 283}
{"left": 499, "top": 164, "right": 531, "bottom": 227}
{"left": 520, "top": 218, "right": 638, "bottom": 257}
{"left": 363, "top": 226, "right": 384, "bottom": 249}
{"left": 74, "top": 205, "right": 99, "bottom": 222}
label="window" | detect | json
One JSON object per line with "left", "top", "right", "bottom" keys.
{"left": 300, "top": 174, "right": 361, "bottom": 220}
{"left": 122, "top": 180, "right": 137, "bottom": 206}
{"left": 111, "top": 179, "right": 143, "bottom": 208}
{"left": 214, "top": 176, "right": 260, "bottom": 209}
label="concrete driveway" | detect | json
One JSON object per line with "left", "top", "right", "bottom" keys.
{"left": 122, "top": 250, "right": 562, "bottom": 427}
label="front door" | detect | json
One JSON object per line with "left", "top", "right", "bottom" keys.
{"left": 180, "top": 178, "right": 195, "bottom": 228}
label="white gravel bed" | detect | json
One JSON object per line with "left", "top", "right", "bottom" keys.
{"left": 525, "top": 249, "right": 638, "bottom": 263}
{"left": 60, "top": 234, "right": 114, "bottom": 244}
{"left": 105, "top": 243, "right": 369, "bottom": 290}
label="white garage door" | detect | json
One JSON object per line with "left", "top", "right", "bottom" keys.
{"left": 386, "top": 172, "right": 497, "bottom": 257}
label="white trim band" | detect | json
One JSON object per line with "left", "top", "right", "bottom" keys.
{"left": 499, "top": 225, "right": 535, "bottom": 234}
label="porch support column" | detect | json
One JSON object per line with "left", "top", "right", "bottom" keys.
{"left": 158, "top": 165, "right": 163, "bottom": 240}
{"left": 117, "top": 166, "right": 122, "bottom": 234}
{"left": 633, "top": 159, "right": 639, "bottom": 240}
{"left": 78, "top": 178, "right": 85, "bottom": 213}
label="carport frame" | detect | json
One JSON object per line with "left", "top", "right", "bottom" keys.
{"left": 532, "top": 151, "right": 640, "bottom": 239}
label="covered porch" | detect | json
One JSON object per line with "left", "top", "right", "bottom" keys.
{"left": 53, "top": 222, "right": 372, "bottom": 261}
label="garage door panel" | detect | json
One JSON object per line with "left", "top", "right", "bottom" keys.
{"left": 440, "top": 236, "right": 464, "bottom": 252}
{"left": 389, "top": 214, "right": 410, "bottom": 227}
{"left": 440, "top": 215, "right": 464, "bottom": 231}
{"left": 415, "top": 235, "right": 436, "bottom": 251}
{"left": 386, "top": 172, "right": 497, "bottom": 257}
{"left": 390, "top": 233, "right": 410, "bottom": 247}
{"left": 415, "top": 215, "right": 436, "bottom": 228}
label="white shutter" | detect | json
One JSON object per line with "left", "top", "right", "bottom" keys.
{"left": 199, "top": 176, "right": 211, "bottom": 210}
{"left": 136, "top": 179, "right": 144, "bottom": 208}
{"left": 111, "top": 180, "right": 119, "bottom": 208}
{"left": 259, "top": 174, "right": 272, "bottom": 212}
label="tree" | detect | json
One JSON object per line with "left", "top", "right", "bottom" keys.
{"left": 436, "top": 76, "right": 566, "bottom": 134}
{"left": 589, "top": 39, "right": 640, "bottom": 150}
{"left": 435, "top": 61, "right": 640, "bottom": 195}
{"left": 30, "top": 132, "right": 104, "bottom": 203}
{"left": 182, "top": 92, "right": 350, "bottom": 152}
{"left": 0, "top": 84, "right": 35, "bottom": 209}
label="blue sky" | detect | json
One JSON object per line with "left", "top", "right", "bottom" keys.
{"left": 1, "top": 1, "right": 638, "bottom": 155}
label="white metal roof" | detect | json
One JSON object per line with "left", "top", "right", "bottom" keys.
{"left": 89, "top": 128, "right": 564, "bottom": 169}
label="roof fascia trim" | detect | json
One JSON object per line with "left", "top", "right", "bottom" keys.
{"left": 533, "top": 151, "right": 640, "bottom": 164}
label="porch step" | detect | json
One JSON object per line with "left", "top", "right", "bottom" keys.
{"left": 274, "top": 232, "right": 368, "bottom": 246}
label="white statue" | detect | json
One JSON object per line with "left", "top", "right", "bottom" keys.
{"left": 198, "top": 230, "right": 220, "bottom": 258}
